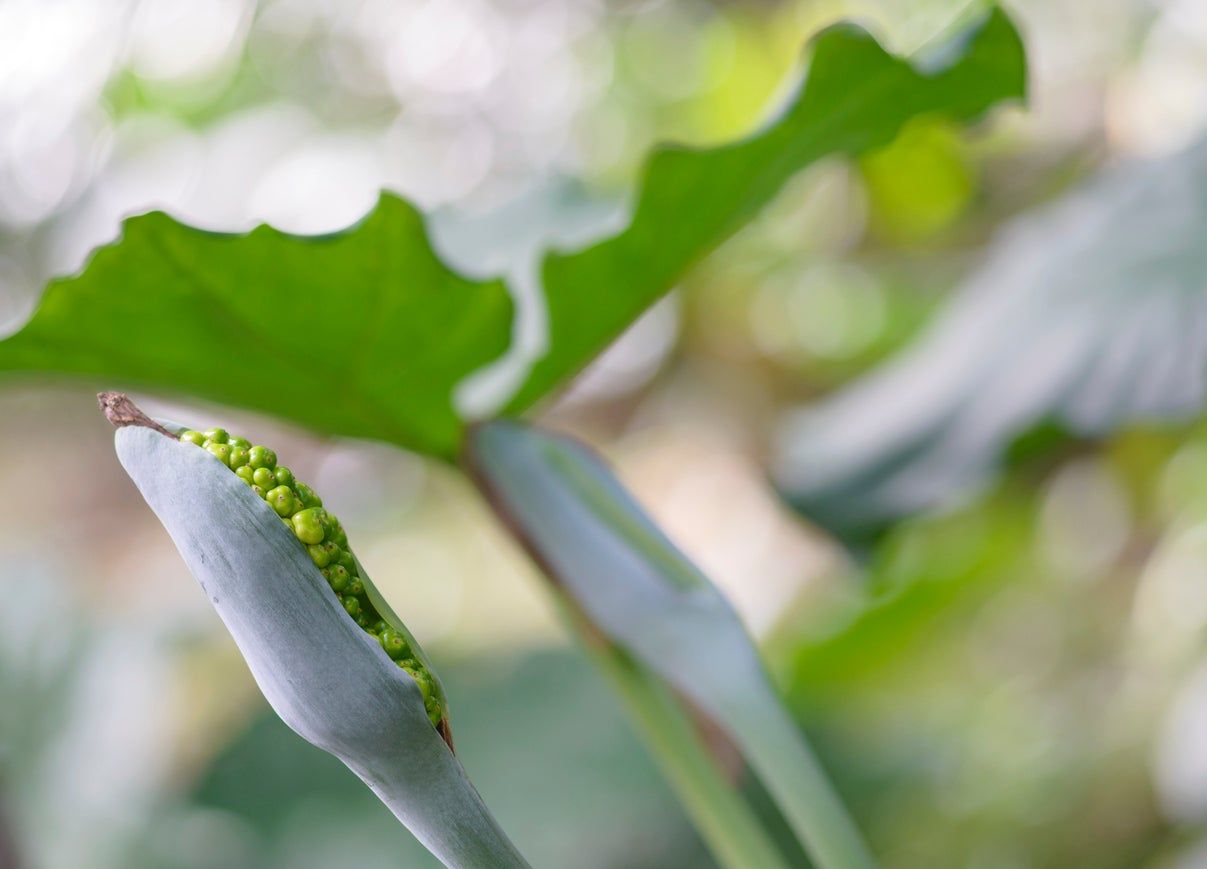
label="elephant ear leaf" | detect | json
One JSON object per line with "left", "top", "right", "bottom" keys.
{"left": 0, "top": 8, "right": 1024, "bottom": 458}
{"left": 772, "top": 138, "right": 1207, "bottom": 546}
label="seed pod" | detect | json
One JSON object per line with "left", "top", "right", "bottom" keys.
{"left": 100, "top": 394, "right": 525, "bottom": 869}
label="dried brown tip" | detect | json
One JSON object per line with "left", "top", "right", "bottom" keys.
{"left": 97, "top": 392, "right": 177, "bottom": 439}
{"left": 438, "top": 716, "right": 455, "bottom": 753}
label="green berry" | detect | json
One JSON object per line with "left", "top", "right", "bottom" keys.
{"left": 292, "top": 508, "right": 325, "bottom": 544}
{"left": 180, "top": 422, "right": 446, "bottom": 728}
{"left": 326, "top": 515, "right": 348, "bottom": 548}
{"left": 402, "top": 665, "right": 433, "bottom": 701}
{"left": 248, "top": 445, "right": 276, "bottom": 470}
{"left": 307, "top": 544, "right": 331, "bottom": 568}
{"left": 322, "top": 564, "right": 349, "bottom": 592}
{"left": 266, "top": 485, "right": 295, "bottom": 517}
{"left": 379, "top": 629, "right": 410, "bottom": 661}
{"left": 206, "top": 442, "right": 233, "bottom": 464}
{"left": 294, "top": 482, "right": 322, "bottom": 509}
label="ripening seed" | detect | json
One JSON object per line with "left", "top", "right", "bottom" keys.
{"left": 247, "top": 445, "right": 276, "bottom": 470}
{"left": 266, "top": 485, "right": 296, "bottom": 517}
{"left": 206, "top": 442, "right": 233, "bottom": 464}
{"left": 323, "top": 564, "right": 350, "bottom": 592}
{"left": 292, "top": 508, "right": 325, "bottom": 544}
{"left": 178, "top": 423, "right": 444, "bottom": 728}
{"left": 295, "top": 482, "right": 322, "bottom": 509}
{"left": 380, "top": 629, "right": 410, "bottom": 661}
{"left": 307, "top": 544, "right": 332, "bottom": 568}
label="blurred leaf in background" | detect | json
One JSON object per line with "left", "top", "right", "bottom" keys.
{"left": 772, "top": 137, "right": 1207, "bottom": 546}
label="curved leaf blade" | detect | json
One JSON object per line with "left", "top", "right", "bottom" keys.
{"left": 772, "top": 138, "right": 1207, "bottom": 545}
{"left": 1, "top": 198, "right": 512, "bottom": 458}
{"left": 0, "top": 10, "right": 1023, "bottom": 454}
{"left": 466, "top": 420, "right": 874, "bottom": 869}
{"left": 116, "top": 427, "right": 528, "bottom": 869}
{"left": 506, "top": 7, "right": 1026, "bottom": 411}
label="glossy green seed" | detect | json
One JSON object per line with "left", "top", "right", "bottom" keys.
{"left": 326, "top": 515, "right": 348, "bottom": 548}
{"left": 379, "top": 629, "right": 410, "bottom": 661}
{"left": 323, "top": 564, "right": 349, "bottom": 592}
{"left": 206, "top": 442, "right": 233, "bottom": 464}
{"left": 307, "top": 544, "right": 331, "bottom": 568}
{"left": 266, "top": 485, "right": 295, "bottom": 517}
{"left": 187, "top": 424, "right": 445, "bottom": 727}
{"left": 292, "top": 507, "right": 325, "bottom": 544}
{"left": 294, "top": 482, "right": 322, "bottom": 509}
{"left": 247, "top": 445, "right": 276, "bottom": 470}
{"left": 402, "top": 666, "right": 433, "bottom": 701}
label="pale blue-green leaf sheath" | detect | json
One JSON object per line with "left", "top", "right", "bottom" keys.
{"left": 116, "top": 427, "right": 529, "bottom": 869}
{"left": 467, "top": 421, "right": 874, "bottom": 869}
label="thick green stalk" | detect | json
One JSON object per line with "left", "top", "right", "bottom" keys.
{"left": 465, "top": 420, "right": 874, "bottom": 869}
{"left": 721, "top": 675, "right": 874, "bottom": 869}
{"left": 583, "top": 637, "right": 791, "bottom": 869}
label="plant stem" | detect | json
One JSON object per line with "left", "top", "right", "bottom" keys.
{"left": 581, "top": 636, "right": 791, "bottom": 869}
{"left": 722, "top": 677, "right": 875, "bottom": 869}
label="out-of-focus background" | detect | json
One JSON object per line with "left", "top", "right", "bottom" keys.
{"left": 4, "top": 0, "right": 1207, "bottom": 866}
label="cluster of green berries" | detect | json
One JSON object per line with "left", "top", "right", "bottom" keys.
{"left": 179, "top": 427, "right": 443, "bottom": 726}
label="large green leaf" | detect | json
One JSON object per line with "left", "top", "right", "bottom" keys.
{"left": 0, "top": 9, "right": 1023, "bottom": 458}
{"left": 772, "top": 137, "right": 1207, "bottom": 545}
{"left": 0, "top": 198, "right": 511, "bottom": 458}
{"left": 506, "top": 7, "right": 1025, "bottom": 412}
